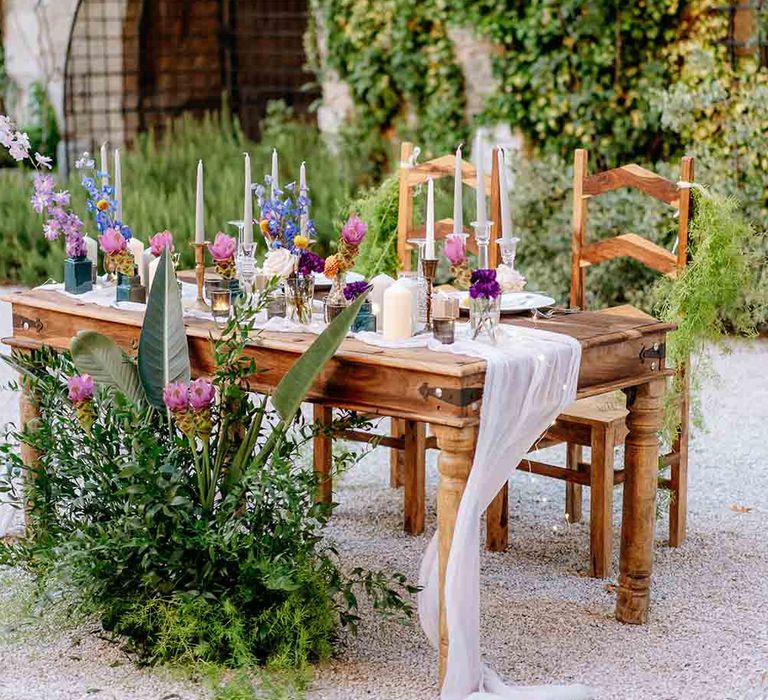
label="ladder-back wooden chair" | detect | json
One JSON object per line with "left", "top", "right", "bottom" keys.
{"left": 313, "top": 141, "right": 501, "bottom": 537}
{"left": 485, "top": 149, "right": 694, "bottom": 578}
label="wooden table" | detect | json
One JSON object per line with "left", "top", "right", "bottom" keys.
{"left": 2, "top": 288, "right": 674, "bottom": 684}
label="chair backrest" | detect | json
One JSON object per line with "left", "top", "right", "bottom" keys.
{"left": 396, "top": 141, "right": 501, "bottom": 270}
{"left": 569, "top": 149, "right": 695, "bottom": 309}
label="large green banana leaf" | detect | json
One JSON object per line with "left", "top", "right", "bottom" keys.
{"left": 138, "top": 248, "right": 191, "bottom": 408}
{"left": 70, "top": 331, "right": 146, "bottom": 406}
{"left": 272, "top": 293, "right": 366, "bottom": 423}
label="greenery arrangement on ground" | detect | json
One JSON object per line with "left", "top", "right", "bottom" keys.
{"left": 0, "top": 255, "right": 415, "bottom": 687}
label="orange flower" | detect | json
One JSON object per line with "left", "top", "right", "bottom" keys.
{"left": 259, "top": 219, "right": 270, "bottom": 234}
{"left": 323, "top": 254, "right": 340, "bottom": 278}
{"left": 96, "top": 198, "right": 110, "bottom": 211}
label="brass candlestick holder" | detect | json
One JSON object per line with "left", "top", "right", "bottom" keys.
{"left": 189, "top": 241, "right": 210, "bottom": 312}
{"left": 421, "top": 257, "right": 438, "bottom": 332}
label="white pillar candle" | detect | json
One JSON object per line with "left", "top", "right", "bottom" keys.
{"left": 195, "top": 159, "right": 205, "bottom": 244}
{"left": 100, "top": 142, "right": 109, "bottom": 187}
{"left": 299, "top": 160, "right": 308, "bottom": 236}
{"left": 497, "top": 148, "right": 513, "bottom": 240}
{"left": 148, "top": 256, "right": 160, "bottom": 292}
{"left": 140, "top": 249, "right": 152, "bottom": 288}
{"left": 128, "top": 237, "right": 144, "bottom": 276}
{"left": 243, "top": 153, "right": 253, "bottom": 246}
{"left": 383, "top": 280, "right": 414, "bottom": 341}
{"left": 369, "top": 273, "right": 395, "bottom": 329}
{"left": 425, "top": 177, "right": 435, "bottom": 259}
{"left": 114, "top": 148, "right": 123, "bottom": 221}
{"left": 474, "top": 131, "right": 486, "bottom": 225}
{"left": 270, "top": 148, "right": 279, "bottom": 200}
{"left": 84, "top": 234, "right": 98, "bottom": 267}
{"left": 453, "top": 144, "right": 463, "bottom": 235}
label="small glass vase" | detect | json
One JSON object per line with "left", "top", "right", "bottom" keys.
{"left": 470, "top": 296, "right": 501, "bottom": 343}
{"left": 351, "top": 298, "right": 376, "bottom": 333}
{"left": 64, "top": 255, "right": 93, "bottom": 295}
{"left": 116, "top": 267, "right": 147, "bottom": 303}
{"left": 324, "top": 272, "right": 348, "bottom": 323}
{"left": 286, "top": 274, "right": 315, "bottom": 324}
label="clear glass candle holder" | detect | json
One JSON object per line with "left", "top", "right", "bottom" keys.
{"left": 210, "top": 287, "right": 233, "bottom": 328}
{"left": 470, "top": 295, "right": 501, "bottom": 343}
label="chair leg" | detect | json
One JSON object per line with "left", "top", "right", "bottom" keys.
{"left": 403, "top": 420, "right": 426, "bottom": 535}
{"left": 390, "top": 418, "right": 405, "bottom": 488}
{"left": 589, "top": 426, "right": 614, "bottom": 578}
{"left": 565, "top": 443, "right": 583, "bottom": 524}
{"left": 669, "top": 441, "right": 689, "bottom": 548}
{"left": 485, "top": 483, "right": 508, "bottom": 552}
{"left": 313, "top": 404, "right": 333, "bottom": 506}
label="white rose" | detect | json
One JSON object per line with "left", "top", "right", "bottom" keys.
{"left": 263, "top": 248, "right": 296, "bottom": 280}
{"left": 497, "top": 264, "right": 526, "bottom": 292}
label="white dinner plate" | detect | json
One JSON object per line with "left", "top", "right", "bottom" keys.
{"left": 454, "top": 290, "right": 557, "bottom": 314}
{"left": 313, "top": 270, "right": 365, "bottom": 290}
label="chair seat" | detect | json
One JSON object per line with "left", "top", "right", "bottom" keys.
{"left": 595, "top": 303, "right": 656, "bottom": 321}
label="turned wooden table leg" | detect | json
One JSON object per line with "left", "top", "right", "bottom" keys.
{"left": 313, "top": 404, "right": 333, "bottom": 505}
{"left": 18, "top": 374, "right": 41, "bottom": 529}
{"left": 432, "top": 423, "right": 477, "bottom": 686}
{"left": 616, "top": 379, "right": 665, "bottom": 624}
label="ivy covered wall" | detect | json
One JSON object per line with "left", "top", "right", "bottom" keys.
{"left": 309, "top": 0, "right": 738, "bottom": 166}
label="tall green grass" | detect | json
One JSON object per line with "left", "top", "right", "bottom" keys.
{"left": 0, "top": 102, "right": 380, "bottom": 285}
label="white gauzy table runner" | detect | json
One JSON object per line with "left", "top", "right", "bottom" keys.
{"left": 26, "top": 287, "right": 592, "bottom": 696}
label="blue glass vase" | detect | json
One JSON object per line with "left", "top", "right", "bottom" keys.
{"left": 352, "top": 299, "right": 376, "bottom": 333}
{"left": 116, "top": 269, "right": 147, "bottom": 303}
{"left": 64, "top": 256, "right": 93, "bottom": 295}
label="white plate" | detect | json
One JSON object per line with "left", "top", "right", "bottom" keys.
{"left": 454, "top": 290, "right": 557, "bottom": 314}
{"left": 313, "top": 270, "right": 365, "bottom": 289}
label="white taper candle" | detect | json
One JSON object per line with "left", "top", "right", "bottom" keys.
{"left": 243, "top": 153, "right": 253, "bottom": 246}
{"left": 100, "top": 142, "right": 108, "bottom": 187}
{"left": 425, "top": 177, "right": 435, "bottom": 259}
{"left": 195, "top": 160, "right": 205, "bottom": 243}
{"left": 474, "top": 132, "right": 486, "bottom": 225}
{"left": 270, "top": 148, "right": 279, "bottom": 200}
{"left": 114, "top": 148, "right": 123, "bottom": 221}
{"left": 452, "top": 144, "right": 463, "bottom": 235}
{"left": 497, "top": 148, "right": 513, "bottom": 239}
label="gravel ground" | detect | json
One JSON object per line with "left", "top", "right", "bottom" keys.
{"left": 0, "top": 290, "right": 766, "bottom": 700}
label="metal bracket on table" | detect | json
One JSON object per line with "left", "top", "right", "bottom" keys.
{"left": 639, "top": 342, "right": 665, "bottom": 370}
{"left": 13, "top": 314, "right": 43, "bottom": 333}
{"left": 418, "top": 383, "right": 483, "bottom": 408}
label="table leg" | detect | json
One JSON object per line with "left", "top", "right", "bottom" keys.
{"left": 403, "top": 420, "right": 426, "bottom": 535}
{"left": 616, "top": 379, "right": 665, "bottom": 623}
{"left": 18, "top": 374, "right": 41, "bottom": 528}
{"left": 485, "top": 484, "right": 508, "bottom": 552}
{"left": 312, "top": 404, "right": 333, "bottom": 505}
{"left": 432, "top": 423, "right": 477, "bottom": 686}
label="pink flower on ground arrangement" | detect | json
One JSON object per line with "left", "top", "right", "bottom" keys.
{"left": 188, "top": 378, "right": 215, "bottom": 412}
{"left": 207, "top": 232, "right": 236, "bottom": 262}
{"left": 163, "top": 382, "right": 189, "bottom": 412}
{"left": 149, "top": 230, "right": 174, "bottom": 257}
{"left": 67, "top": 374, "right": 94, "bottom": 403}
{"left": 341, "top": 214, "right": 367, "bottom": 247}
{"left": 99, "top": 226, "right": 127, "bottom": 255}
{"left": 444, "top": 234, "right": 467, "bottom": 266}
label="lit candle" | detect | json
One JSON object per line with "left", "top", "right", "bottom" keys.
{"left": 299, "top": 161, "right": 308, "bottom": 236}
{"left": 425, "top": 177, "right": 435, "bottom": 259}
{"left": 140, "top": 249, "right": 152, "bottom": 288}
{"left": 114, "top": 148, "right": 123, "bottom": 221}
{"left": 383, "top": 280, "right": 414, "bottom": 341}
{"left": 474, "top": 131, "right": 486, "bottom": 225}
{"left": 270, "top": 148, "right": 279, "bottom": 200}
{"left": 195, "top": 160, "right": 205, "bottom": 244}
{"left": 100, "top": 142, "right": 109, "bottom": 186}
{"left": 497, "top": 148, "right": 513, "bottom": 240}
{"left": 243, "top": 153, "right": 253, "bottom": 246}
{"left": 453, "top": 144, "right": 463, "bottom": 235}
{"left": 128, "top": 237, "right": 144, "bottom": 276}
{"left": 369, "top": 273, "right": 395, "bottom": 329}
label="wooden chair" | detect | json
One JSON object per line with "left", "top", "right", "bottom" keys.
{"left": 487, "top": 149, "right": 694, "bottom": 577}
{"left": 313, "top": 141, "right": 501, "bottom": 537}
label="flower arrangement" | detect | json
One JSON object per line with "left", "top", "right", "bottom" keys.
{"left": 67, "top": 374, "right": 95, "bottom": 434}
{"left": 469, "top": 269, "right": 502, "bottom": 300}
{"left": 255, "top": 177, "right": 315, "bottom": 252}
{"left": 208, "top": 232, "right": 237, "bottom": 279}
{"left": 444, "top": 233, "right": 471, "bottom": 289}
{"left": 76, "top": 152, "right": 134, "bottom": 276}
{"left": 469, "top": 269, "right": 502, "bottom": 342}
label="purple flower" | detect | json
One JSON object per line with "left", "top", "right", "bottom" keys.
{"left": 188, "top": 378, "right": 215, "bottom": 412}
{"left": 341, "top": 214, "right": 367, "bottom": 247}
{"left": 343, "top": 281, "right": 371, "bottom": 301}
{"left": 66, "top": 233, "right": 87, "bottom": 258}
{"left": 469, "top": 269, "right": 501, "bottom": 300}
{"left": 43, "top": 217, "right": 61, "bottom": 241}
{"left": 67, "top": 374, "right": 94, "bottom": 403}
{"left": 149, "top": 230, "right": 174, "bottom": 257}
{"left": 208, "top": 232, "right": 236, "bottom": 262}
{"left": 99, "top": 227, "right": 127, "bottom": 255}
{"left": 444, "top": 234, "right": 467, "bottom": 266}
{"left": 163, "top": 382, "right": 189, "bottom": 412}
{"left": 297, "top": 250, "right": 325, "bottom": 276}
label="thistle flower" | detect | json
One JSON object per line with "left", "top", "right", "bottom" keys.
{"left": 149, "top": 230, "right": 174, "bottom": 257}
{"left": 208, "top": 232, "right": 236, "bottom": 262}
{"left": 341, "top": 214, "right": 367, "bottom": 246}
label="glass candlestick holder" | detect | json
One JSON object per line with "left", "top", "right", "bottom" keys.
{"left": 407, "top": 237, "right": 428, "bottom": 326}
{"left": 471, "top": 220, "right": 494, "bottom": 269}
{"left": 496, "top": 236, "right": 520, "bottom": 269}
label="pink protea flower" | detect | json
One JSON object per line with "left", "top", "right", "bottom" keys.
{"left": 444, "top": 234, "right": 467, "bottom": 266}
{"left": 163, "top": 382, "right": 189, "bottom": 412}
{"left": 67, "top": 374, "right": 94, "bottom": 403}
{"left": 188, "top": 378, "right": 215, "bottom": 412}
{"left": 207, "top": 232, "right": 236, "bottom": 262}
{"left": 341, "top": 214, "right": 367, "bottom": 246}
{"left": 149, "top": 230, "right": 174, "bottom": 257}
{"left": 99, "top": 227, "right": 127, "bottom": 255}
